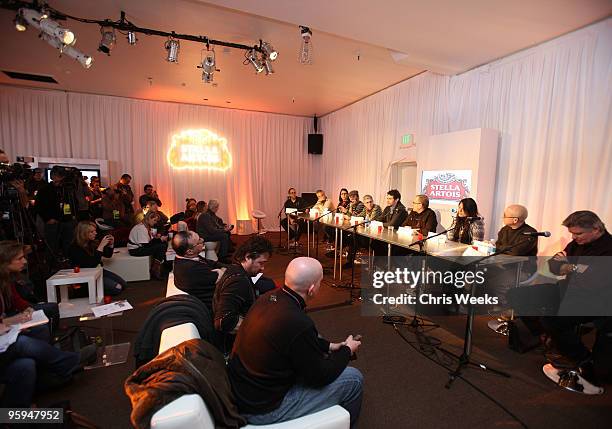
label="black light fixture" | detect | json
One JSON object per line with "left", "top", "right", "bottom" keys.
{"left": 98, "top": 26, "right": 116, "bottom": 54}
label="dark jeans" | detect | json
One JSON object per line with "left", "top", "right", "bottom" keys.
{"left": 281, "top": 218, "right": 303, "bottom": 240}
{"left": 542, "top": 316, "right": 612, "bottom": 363}
{"left": 129, "top": 240, "right": 167, "bottom": 261}
{"left": 204, "top": 231, "right": 230, "bottom": 258}
{"left": 244, "top": 367, "right": 363, "bottom": 427}
{"left": 0, "top": 335, "right": 79, "bottom": 406}
{"left": 103, "top": 269, "right": 127, "bottom": 295}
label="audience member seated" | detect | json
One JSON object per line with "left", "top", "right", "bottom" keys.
{"left": 68, "top": 221, "right": 127, "bottom": 296}
{"left": 127, "top": 211, "right": 168, "bottom": 279}
{"left": 402, "top": 194, "right": 438, "bottom": 235}
{"left": 138, "top": 184, "right": 162, "bottom": 209}
{"left": 447, "top": 197, "right": 485, "bottom": 244}
{"left": 228, "top": 257, "right": 363, "bottom": 426}
{"left": 0, "top": 241, "right": 97, "bottom": 407}
{"left": 171, "top": 231, "right": 226, "bottom": 312}
{"left": 213, "top": 236, "right": 273, "bottom": 354}
{"left": 508, "top": 211, "right": 612, "bottom": 389}
{"left": 197, "top": 199, "right": 233, "bottom": 262}
{"left": 133, "top": 199, "right": 169, "bottom": 229}
{"left": 115, "top": 173, "right": 135, "bottom": 218}
{"left": 186, "top": 200, "right": 207, "bottom": 231}
{"left": 280, "top": 187, "right": 307, "bottom": 243}
{"left": 184, "top": 198, "right": 197, "bottom": 219}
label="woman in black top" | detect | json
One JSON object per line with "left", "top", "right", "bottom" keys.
{"left": 68, "top": 221, "right": 126, "bottom": 295}
{"left": 337, "top": 188, "right": 350, "bottom": 210}
{"left": 448, "top": 198, "right": 485, "bottom": 244}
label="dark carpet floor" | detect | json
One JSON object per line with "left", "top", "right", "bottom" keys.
{"left": 34, "top": 233, "right": 611, "bottom": 428}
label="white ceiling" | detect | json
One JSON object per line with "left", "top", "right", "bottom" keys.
{"left": 0, "top": 0, "right": 609, "bottom": 116}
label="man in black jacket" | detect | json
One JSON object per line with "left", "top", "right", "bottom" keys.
{"left": 402, "top": 194, "right": 438, "bottom": 235}
{"left": 171, "top": 231, "right": 226, "bottom": 312}
{"left": 212, "top": 236, "right": 273, "bottom": 353}
{"left": 228, "top": 257, "right": 363, "bottom": 426}
{"left": 381, "top": 189, "right": 407, "bottom": 229}
{"left": 196, "top": 199, "right": 233, "bottom": 261}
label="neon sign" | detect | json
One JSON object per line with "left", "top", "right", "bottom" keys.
{"left": 167, "top": 129, "right": 232, "bottom": 171}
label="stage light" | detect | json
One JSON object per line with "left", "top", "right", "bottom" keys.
{"left": 14, "top": 13, "right": 27, "bottom": 32}
{"left": 260, "top": 41, "right": 277, "bottom": 61}
{"left": 299, "top": 25, "right": 312, "bottom": 65}
{"left": 41, "top": 33, "right": 93, "bottom": 68}
{"left": 245, "top": 49, "right": 264, "bottom": 73}
{"left": 200, "top": 50, "right": 216, "bottom": 83}
{"left": 98, "top": 26, "right": 116, "bottom": 54}
{"left": 127, "top": 31, "right": 137, "bottom": 45}
{"left": 165, "top": 37, "right": 180, "bottom": 63}
{"left": 20, "top": 8, "right": 76, "bottom": 45}
{"left": 263, "top": 58, "right": 274, "bottom": 75}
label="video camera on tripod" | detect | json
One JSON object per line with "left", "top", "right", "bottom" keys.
{"left": 0, "top": 162, "right": 33, "bottom": 200}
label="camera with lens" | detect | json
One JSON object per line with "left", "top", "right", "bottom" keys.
{"left": 0, "top": 162, "right": 33, "bottom": 200}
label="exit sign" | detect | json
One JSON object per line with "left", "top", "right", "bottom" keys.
{"left": 400, "top": 133, "right": 415, "bottom": 148}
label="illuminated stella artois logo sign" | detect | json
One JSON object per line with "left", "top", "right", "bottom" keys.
{"left": 167, "top": 129, "right": 232, "bottom": 171}
{"left": 422, "top": 171, "right": 471, "bottom": 202}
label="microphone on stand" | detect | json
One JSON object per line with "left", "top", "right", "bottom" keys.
{"left": 522, "top": 231, "right": 551, "bottom": 237}
{"left": 466, "top": 216, "right": 483, "bottom": 221}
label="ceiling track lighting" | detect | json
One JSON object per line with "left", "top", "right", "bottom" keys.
{"left": 20, "top": 8, "right": 75, "bottom": 45}
{"left": 299, "top": 25, "right": 313, "bottom": 65}
{"left": 14, "top": 12, "right": 27, "bottom": 32}
{"left": 40, "top": 32, "right": 93, "bottom": 68}
{"left": 199, "top": 49, "right": 216, "bottom": 83}
{"left": 260, "top": 40, "right": 278, "bottom": 62}
{"left": 263, "top": 58, "right": 274, "bottom": 75}
{"left": 127, "top": 30, "right": 137, "bottom": 45}
{"left": 245, "top": 49, "right": 264, "bottom": 74}
{"left": 98, "top": 26, "right": 116, "bottom": 54}
{"left": 165, "top": 36, "right": 180, "bottom": 63}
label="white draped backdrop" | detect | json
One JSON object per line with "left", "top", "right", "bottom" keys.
{"left": 1, "top": 19, "right": 610, "bottom": 252}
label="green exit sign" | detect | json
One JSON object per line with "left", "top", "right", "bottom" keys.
{"left": 401, "top": 134, "right": 414, "bottom": 147}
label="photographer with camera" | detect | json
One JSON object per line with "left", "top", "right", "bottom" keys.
{"left": 115, "top": 174, "right": 135, "bottom": 218}
{"left": 34, "top": 166, "right": 77, "bottom": 258}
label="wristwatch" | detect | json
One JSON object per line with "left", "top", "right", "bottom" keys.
{"left": 570, "top": 264, "right": 579, "bottom": 273}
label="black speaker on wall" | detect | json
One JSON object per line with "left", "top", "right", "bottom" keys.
{"left": 308, "top": 134, "right": 323, "bottom": 154}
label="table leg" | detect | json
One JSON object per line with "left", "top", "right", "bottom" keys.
{"left": 87, "top": 278, "right": 97, "bottom": 304}
{"left": 46, "top": 283, "right": 58, "bottom": 303}
{"left": 97, "top": 271, "right": 104, "bottom": 303}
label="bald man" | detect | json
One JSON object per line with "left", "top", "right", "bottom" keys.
{"left": 228, "top": 257, "right": 363, "bottom": 426}
{"left": 496, "top": 204, "right": 538, "bottom": 256}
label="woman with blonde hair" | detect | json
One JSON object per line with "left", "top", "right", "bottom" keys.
{"left": 68, "top": 221, "right": 126, "bottom": 295}
{"left": 127, "top": 211, "right": 168, "bottom": 278}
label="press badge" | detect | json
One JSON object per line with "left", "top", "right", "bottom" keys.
{"left": 62, "top": 203, "right": 72, "bottom": 215}
{"left": 113, "top": 210, "right": 120, "bottom": 219}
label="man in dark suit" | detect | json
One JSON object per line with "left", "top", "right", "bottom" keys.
{"left": 196, "top": 199, "right": 233, "bottom": 262}
{"left": 171, "top": 231, "right": 226, "bottom": 312}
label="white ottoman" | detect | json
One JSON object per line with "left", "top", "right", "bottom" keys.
{"left": 103, "top": 247, "right": 150, "bottom": 282}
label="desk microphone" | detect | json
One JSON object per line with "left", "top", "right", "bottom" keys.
{"left": 522, "top": 231, "right": 551, "bottom": 237}
{"left": 466, "top": 216, "right": 482, "bottom": 221}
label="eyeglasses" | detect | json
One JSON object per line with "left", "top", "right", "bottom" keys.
{"left": 412, "top": 202, "right": 422, "bottom": 205}
{"left": 503, "top": 216, "right": 517, "bottom": 219}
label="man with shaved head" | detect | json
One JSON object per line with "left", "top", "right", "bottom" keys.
{"left": 496, "top": 204, "right": 538, "bottom": 256}
{"left": 228, "top": 257, "right": 363, "bottom": 426}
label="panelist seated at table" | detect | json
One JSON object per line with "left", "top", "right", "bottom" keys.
{"left": 280, "top": 187, "right": 307, "bottom": 241}
{"left": 337, "top": 188, "right": 350, "bottom": 211}
{"left": 340, "top": 190, "right": 365, "bottom": 219}
{"left": 381, "top": 189, "right": 408, "bottom": 229}
{"left": 447, "top": 198, "right": 485, "bottom": 244}
{"left": 345, "top": 195, "right": 382, "bottom": 268}
{"left": 313, "top": 190, "right": 335, "bottom": 243}
{"left": 401, "top": 194, "right": 438, "bottom": 235}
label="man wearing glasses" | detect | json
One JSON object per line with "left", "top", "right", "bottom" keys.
{"left": 171, "top": 230, "right": 227, "bottom": 312}
{"left": 496, "top": 204, "right": 538, "bottom": 256}
{"left": 401, "top": 194, "right": 438, "bottom": 235}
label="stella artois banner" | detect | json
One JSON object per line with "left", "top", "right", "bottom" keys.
{"left": 421, "top": 170, "right": 472, "bottom": 204}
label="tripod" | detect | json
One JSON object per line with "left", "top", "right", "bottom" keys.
{"left": 444, "top": 248, "right": 526, "bottom": 389}
{"left": 332, "top": 221, "right": 366, "bottom": 301}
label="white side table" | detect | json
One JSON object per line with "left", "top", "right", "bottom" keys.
{"left": 46, "top": 267, "right": 104, "bottom": 307}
